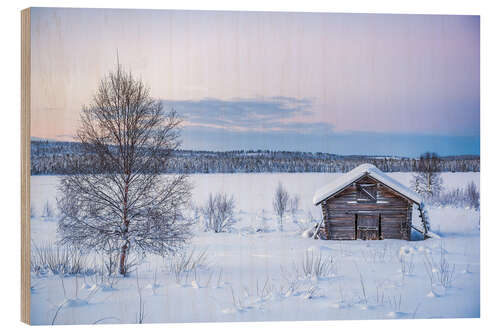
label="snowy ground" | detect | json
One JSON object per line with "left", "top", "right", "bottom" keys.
{"left": 29, "top": 172, "right": 480, "bottom": 325}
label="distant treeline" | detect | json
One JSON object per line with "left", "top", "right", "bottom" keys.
{"left": 30, "top": 140, "right": 480, "bottom": 175}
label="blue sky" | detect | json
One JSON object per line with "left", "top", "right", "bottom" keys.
{"left": 165, "top": 97, "right": 479, "bottom": 157}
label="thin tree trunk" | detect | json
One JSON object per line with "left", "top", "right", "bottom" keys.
{"left": 120, "top": 180, "right": 130, "bottom": 275}
{"left": 119, "top": 242, "right": 128, "bottom": 275}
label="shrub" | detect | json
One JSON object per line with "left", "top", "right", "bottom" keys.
{"left": 465, "top": 181, "right": 480, "bottom": 209}
{"left": 167, "top": 248, "right": 208, "bottom": 284}
{"left": 201, "top": 192, "right": 237, "bottom": 233}
{"left": 31, "top": 242, "right": 94, "bottom": 276}
{"left": 42, "top": 201, "right": 54, "bottom": 219}
{"left": 436, "top": 242, "right": 456, "bottom": 288}
{"left": 30, "top": 204, "right": 37, "bottom": 218}
{"left": 301, "top": 250, "right": 337, "bottom": 279}
{"left": 423, "top": 242, "right": 456, "bottom": 289}
{"left": 431, "top": 181, "right": 480, "bottom": 209}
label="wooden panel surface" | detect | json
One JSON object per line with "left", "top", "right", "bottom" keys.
{"left": 380, "top": 214, "right": 404, "bottom": 239}
{"left": 326, "top": 213, "right": 355, "bottom": 240}
{"left": 21, "top": 7, "right": 31, "bottom": 325}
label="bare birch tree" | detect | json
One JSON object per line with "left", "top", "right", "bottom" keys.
{"left": 57, "top": 63, "right": 192, "bottom": 275}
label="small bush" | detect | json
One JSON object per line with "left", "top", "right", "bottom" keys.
{"left": 422, "top": 242, "right": 456, "bottom": 289}
{"left": 431, "top": 181, "right": 480, "bottom": 209}
{"left": 465, "top": 182, "right": 480, "bottom": 209}
{"left": 201, "top": 192, "right": 237, "bottom": 233}
{"left": 301, "top": 251, "right": 336, "bottom": 279}
{"left": 399, "top": 253, "right": 415, "bottom": 280}
{"left": 436, "top": 242, "right": 456, "bottom": 288}
{"left": 42, "top": 201, "right": 55, "bottom": 219}
{"left": 167, "top": 248, "right": 208, "bottom": 284}
{"left": 289, "top": 195, "right": 299, "bottom": 214}
{"left": 30, "top": 204, "right": 37, "bottom": 218}
{"left": 86, "top": 264, "right": 119, "bottom": 290}
{"left": 31, "top": 242, "right": 94, "bottom": 276}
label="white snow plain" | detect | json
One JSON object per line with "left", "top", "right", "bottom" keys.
{"left": 29, "top": 172, "right": 480, "bottom": 325}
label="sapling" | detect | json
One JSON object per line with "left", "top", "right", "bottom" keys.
{"left": 273, "top": 182, "right": 290, "bottom": 231}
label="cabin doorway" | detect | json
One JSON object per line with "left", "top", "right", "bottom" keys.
{"left": 356, "top": 214, "right": 380, "bottom": 240}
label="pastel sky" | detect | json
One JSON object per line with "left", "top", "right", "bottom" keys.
{"left": 30, "top": 8, "right": 479, "bottom": 156}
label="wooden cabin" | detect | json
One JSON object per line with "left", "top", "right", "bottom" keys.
{"left": 313, "top": 164, "right": 423, "bottom": 241}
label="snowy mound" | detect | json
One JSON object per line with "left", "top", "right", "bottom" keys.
{"left": 312, "top": 163, "right": 422, "bottom": 205}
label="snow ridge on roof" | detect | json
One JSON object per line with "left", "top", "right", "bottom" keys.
{"left": 312, "top": 163, "right": 422, "bottom": 205}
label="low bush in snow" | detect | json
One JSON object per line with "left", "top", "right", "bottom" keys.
{"left": 31, "top": 242, "right": 95, "bottom": 276}
{"left": 301, "top": 250, "right": 337, "bottom": 279}
{"left": 83, "top": 266, "right": 120, "bottom": 290}
{"left": 272, "top": 183, "right": 305, "bottom": 232}
{"left": 166, "top": 248, "right": 208, "bottom": 284}
{"left": 30, "top": 204, "right": 37, "bottom": 218}
{"left": 423, "top": 242, "right": 456, "bottom": 290}
{"left": 201, "top": 192, "right": 237, "bottom": 233}
{"left": 41, "top": 201, "right": 55, "bottom": 219}
{"left": 430, "top": 181, "right": 479, "bottom": 209}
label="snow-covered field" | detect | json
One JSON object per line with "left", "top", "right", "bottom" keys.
{"left": 29, "top": 172, "right": 480, "bottom": 325}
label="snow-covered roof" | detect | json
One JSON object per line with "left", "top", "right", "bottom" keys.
{"left": 312, "top": 163, "right": 422, "bottom": 205}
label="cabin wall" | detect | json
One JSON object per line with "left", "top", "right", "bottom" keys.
{"left": 321, "top": 175, "right": 412, "bottom": 240}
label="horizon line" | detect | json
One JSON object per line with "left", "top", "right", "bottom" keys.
{"left": 30, "top": 137, "right": 480, "bottom": 159}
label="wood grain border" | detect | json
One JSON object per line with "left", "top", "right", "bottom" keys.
{"left": 21, "top": 7, "right": 31, "bottom": 325}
